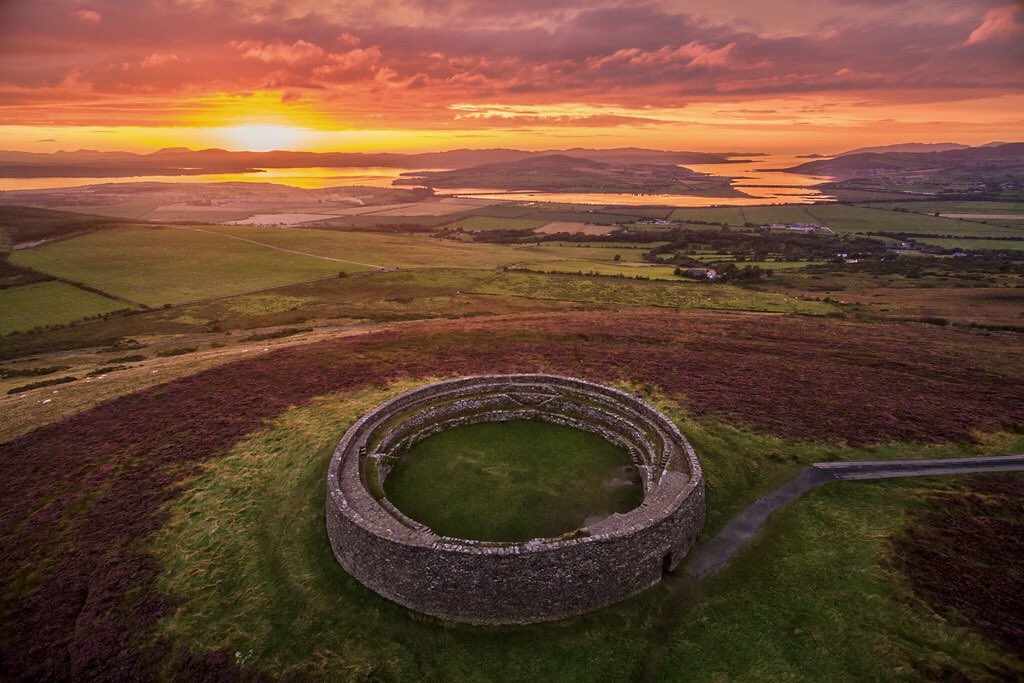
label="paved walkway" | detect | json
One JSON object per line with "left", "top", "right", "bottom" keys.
{"left": 684, "top": 454, "right": 1024, "bottom": 579}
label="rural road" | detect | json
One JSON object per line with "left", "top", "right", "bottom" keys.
{"left": 684, "top": 454, "right": 1024, "bottom": 579}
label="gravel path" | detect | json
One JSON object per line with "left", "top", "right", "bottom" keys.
{"left": 684, "top": 454, "right": 1024, "bottom": 578}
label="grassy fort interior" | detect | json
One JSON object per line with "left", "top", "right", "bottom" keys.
{"left": 383, "top": 419, "right": 643, "bottom": 542}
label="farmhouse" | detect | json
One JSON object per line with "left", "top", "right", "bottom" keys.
{"left": 685, "top": 268, "right": 718, "bottom": 280}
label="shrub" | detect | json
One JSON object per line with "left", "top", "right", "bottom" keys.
{"left": 87, "top": 365, "right": 128, "bottom": 377}
{"left": 7, "top": 375, "right": 76, "bottom": 395}
{"left": 155, "top": 347, "right": 197, "bottom": 358}
{"left": 0, "top": 365, "right": 69, "bottom": 380}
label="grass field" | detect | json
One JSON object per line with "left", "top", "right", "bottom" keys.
{"left": 0, "top": 281, "right": 129, "bottom": 334}
{"left": 738, "top": 205, "right": 820, "bottom": 225}
{"left": 913, "top": 237, "right": 1024, "bottom": 251}
{"left": 9, "top": 225, "right": 619, "bottom": 307}
{"left": 9, "top": 226, "right": 357, "bottom": 306}
{"left": 384, "top": 419, "right": 641, "bottom": 541}
{"left": 864, "top": 201, "right": 1024, "bottom": 215}
{"left": 472, "top": 270, "right": 838, "bottom": 313}
{"left": 368, "top": 201, "right": 484, "bottom": 216}
{"left": 522, "top": 210, "right": 640, "bottom": 225}
{"left": 666, "top": 203, "right": 1024, "bottom": 238}
{"left": 521, "top": 259, "right": 682, "bottom": 280}
{"left": 668, "top": 207, "right": 746, "bottom": 224}
{"left": 444, "top": 216, "right": 549, "bottom": 232}
{"left": 203, "top": 225, "right": 590, "bottom": 270}
{"left": 145, "top": 380, "right": 1024, "bottom": 680}
{"left": 804, "top": 204, "right": 1022, "bottom": 238}
{"left": 535, "top": 221, "right": 617, "bottom": 235}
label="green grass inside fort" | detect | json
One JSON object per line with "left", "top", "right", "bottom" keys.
{"left": 383, "top": 419, "right": 642, "bottom": 541}
{"left": 150, "top": 382, "right": 1024, "bottom": 680}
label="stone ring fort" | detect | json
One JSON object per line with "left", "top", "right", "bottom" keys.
{"left": 325, "top": 374, "right": 706, "bottom": 624}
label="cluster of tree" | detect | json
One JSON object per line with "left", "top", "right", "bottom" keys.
{"left": 463, "top": 227, "right": 668, "bottom": 244}
{"left": 644, "top": 228, "right": 887, "bottom": 264}
{"left": 807, "top": 254, "right": 1024, "bottom": 277}
{"left": 715, "top": 264, "right": 773, "bottom": 283}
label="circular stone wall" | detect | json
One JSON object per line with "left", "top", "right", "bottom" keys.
{"left": 325, "top": 374, "right": 706, "bottom": 624}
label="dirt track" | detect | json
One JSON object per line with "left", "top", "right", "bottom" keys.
{"left": 684, "top": 454, "right": 1024, "bottom": 578}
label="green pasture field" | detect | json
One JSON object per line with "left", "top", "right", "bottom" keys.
{"left": 470, "top": 270, "right": 838, "bottom": 314}
{"left": 365, "top": 202, "right": 485, "bottom": 217}
{"left": 668, "top": 207, "right": 746, "bottom": 225}
{"left": 0, "top": 280, "right": 130, "bottom": 334}
{"left": 444, "top": 216, "right": 549, "bottom": 232}
{"left": 521, "top": 210, "right": 640, "bottom": 225}
{"left": 150, "top": 381, "right": 1024, "bottom": 680}
{"left": 385, "top": 419, "right": 641, "bottom": 541}
{"left": 10, "top": 225, "right": 612, "bottom": 308}
{"left": 805, "top": 204, "right": 1021, "bottom": 238}
{"left": 0, "top": 268, "right": 595, "bottom": 362}
{"left": 162, "top": 268, "right": 585, "bottom": 328}
{"left": 300, "top": 214, "right": 457, "bottom": 229}
{"left": 912, "top": 237, "right": 1024, "bottom": 251}
{"left": 863, "top": 201, "right": 1024, "bottom": 215}
{"left": 203, "top": 225, "right": 600, "bottom": 269}
{"left": 521, "top": 260, "right": 681, "bottom": 280}
{"left": 149, "top": 209, "right": 258, "bottom": 223}
{"left": 9, "top": 226, "right": 358, "bottom": 307}
{"left": 429, "top": 202, "right": 539, "bottom": 218}
{"left": 52, "top": 201, "right": 168, "bottom": 220}
{"left": 532, "top": 243, "right": 657, "bottom": 261}
{"left": 738, "top": 205, "right": 820, "bottom": 225}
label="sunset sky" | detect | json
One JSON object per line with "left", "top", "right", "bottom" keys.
{"left": 0, "top": 0, "right": 1021, "bottom": 154}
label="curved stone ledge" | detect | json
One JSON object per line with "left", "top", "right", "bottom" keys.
{"left": 325, "top": 374, "right": 706, "bottom": 624}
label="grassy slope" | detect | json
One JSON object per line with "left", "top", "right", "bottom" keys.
{"left": 150, "top": 382, "right": 1024, "bottom": 680}
{"left": 472, "top": 270, "right": 837, "bottom": 314}
{"left": 198, "top": 225, "right": 598, "bottom": 269}
{"left": 10, "top": 226, "right": 353, "bottom": 306}
{"left": 384, "top": 419, "right": 641, "bottom": 541}
{"left": 0, "top": 280, "right": 129, "bottom": 334}
{"left": 521, "top": 260, "right": 683, "bottom": 280}
{"left": 653, "top": 477, "right": 1021, "bottom": 681}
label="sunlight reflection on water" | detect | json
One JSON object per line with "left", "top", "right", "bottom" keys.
{"left": 0, "top": 155, "right": 833, "bottom": 207}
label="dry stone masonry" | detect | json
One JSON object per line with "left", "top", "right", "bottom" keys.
{"left": 325, "top": 374, "right": 706, "bottom": 624}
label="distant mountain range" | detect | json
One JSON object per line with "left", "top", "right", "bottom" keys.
{"left": 836, "top": 142, "right": 971, "bottom": 156}
{"left": 0, "top": 147, "right": 739, "bottom": 179}
{"left": 785, "top": 142, "right": 1024, "bottom": 178}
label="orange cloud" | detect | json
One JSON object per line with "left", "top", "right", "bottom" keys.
{"left": 232, "top": 39, "right": 325, "bottom": 65}
{"left": 73, "top": 8, "right": 101, "bottom": 23}
{"left": 965, "top": 4, "right": 1022, "bottom": 45}
{"left": 140, "top": 53, "right": 181, "bottom": 68}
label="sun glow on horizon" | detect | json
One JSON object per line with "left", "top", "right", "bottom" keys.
{"left": 218, "top": 123, "right": 311, "bottom": 152}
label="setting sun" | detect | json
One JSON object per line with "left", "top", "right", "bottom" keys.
{"left": 218, "top": 124, "right": 311, "bottom": 152}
